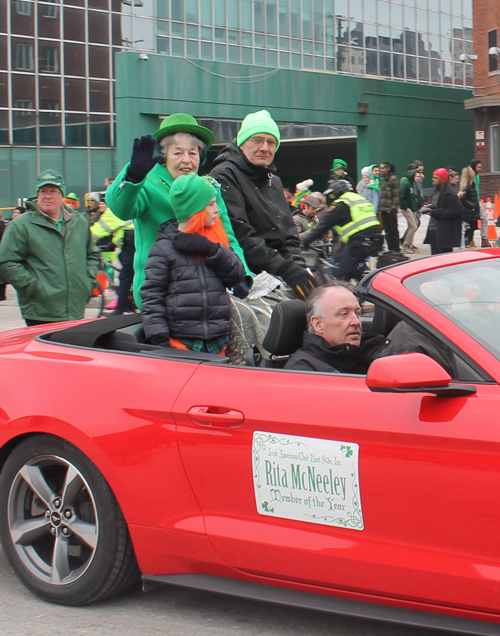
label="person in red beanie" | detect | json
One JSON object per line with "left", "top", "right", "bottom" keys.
{"left": 422, "top": 168, "right": 462, "bottom": 254}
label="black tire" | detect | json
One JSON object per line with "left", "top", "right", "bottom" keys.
{"left": 0, "top": 435, "right": 140, "bottom": 605}
{"left": 85, "top": 281, "right": 105, "bottom": 319}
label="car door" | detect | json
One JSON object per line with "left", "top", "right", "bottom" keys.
{"left": 174, "top": 361, "right": 500, "bottom": 614}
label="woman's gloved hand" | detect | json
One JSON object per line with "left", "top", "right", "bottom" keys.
{"left": 276, "top": 261, "right": 317, "bottom": 299}
{"left": 127, "top": 135, "right": 164, "bottom": 183}
{"left": 173, "top": 232, "right": 219, "bottom": 257}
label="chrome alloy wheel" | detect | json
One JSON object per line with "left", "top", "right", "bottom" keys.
{"left": 7, "top": 455, "right": 98, "bottom": 586}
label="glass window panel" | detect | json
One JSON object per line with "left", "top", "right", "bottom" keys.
{"left": 90, "top": 115, "right": 110, "bottom": 146}
{"left": 267, "top": 49, "right": 277, "bottom": 66}
{"left": 255, "top": 48, "right": 265, "bottom": 65}
{"left": 214, "top": 27, "right": 226, "bottom": 41}
{"left": 325, "top": 57, "right": 334, "bottom": 70}
{"left": 463, "top": 0, "right": 472, "bottom": 19}
{"left": 215, "top": 43, "right": 226, "bottom": 60}
{"left": 441, "top": 13, "right": 451, "bottom": 37}
{"left": 241, "top": 47, "right": 252, "bottom": 63}
{"left": 157, "top": 0, "right": 169, "bottom": 19}
{"left": 254, "top": 33, "right": 264, "bottom": 46}
{"left": 337, "top": 45, "right": 348, "bottom": 71}
{"left": 379, "top": 26, "right": 390, "bottom": 51}
{"left": 303, "top": 40, "right": 312, "bottom": 53}
{"left": 88, "top": 0, "right": 108, "bottom": 9}
{"left": 39, "top": 76, "right": 60, "bottom": 107}
{"left": 89, "top": 80, "right": 110, "bottom": 112}
{"left": 313, "top": 0, "right": 322, "bottom": 40}
{"left": 241, "top": 31, "right": 252, "bottom": 45}
{"left": 404, "top": 6, "right": 415, "bottom": 30}
{"left": 279, "top": 37, "right": 289, "bottom": 49}
{"left": 120, "top": 15, "right": 132, "bottom": 48}
{"left": 279, "top": 0, "right": 289, "bottom": 35}
{"left": 254, "top": 0, "right": 264, "bottom": 32}
{"left": 12, "top": 74, "right": 34, "bottom": 108}
{"left": 88, "top": 10, "right": 109, "bottom": 44}
{"left": 171, "top": 21, "right": 184, "bottom": 35}
{"left": 393, "top": 53, "right": 404, "bottom": 77}
{"left": 89, "top": 46, "right": 110, "bottom": 78}
{"left": 186, "top": 0, "right": 197, "bottom": 22}
{"left": 14, "top": 40, "right": 34, "bottom": 71}
{"left": 336, "top": 0, "right": 348, "bottom": 17}
{"left": 417, "top": 33, "right": 428, "bottom": 56}
{"left": 39, "top": 112, "right": 61, "bottom": 145}
{"left": 290, "top": 0, "right": 300, "bottom": 37}
{"left": 380, "top": 51, "right": 390, "bottom": 76}
{"left": 428, "top": 33, "right": 439, "bottom": 57}
{"left": 228, "top": 30, "right": 239, "bottom": 43}
{"left": 267, "top": 35, "right": 277, "bottom": 47}
{"left": 441, "top": 37, "right": 451, "bottom": 61}
{"left": 201, "top": 26, "right": 212, "bottom": 39}
{"left": 465, "top": 62, "right": 473, "bottom": 87}
{"left": 0, "top": 35, "right": 7, "bottom": 71}
{"left": 491, "top": 126, "right": 499, "bottom": 172}
{"left": 65, "top": 0, "right": 85, "bottom": 5}
{"left": 326, "top": 43, "right": 334, "bottom": 56}
{"left": 0, "top": 111, "right": 9, "bottom": 144}
{"left": 453, "top": 62, "right": 463, "bottom": 85}
{"left": 351, "top": 22, "right": 363, "bottom": 47}
{"left": 171, "top": 38, "right": 184, "bottom": 56}
{"left": 314, "top": 41, "right": 323, "bottom": 54}
{"left": 365, "top": 23, "right": 377, "bottom": 49}
{"left": 291, "top": 38, "right": 300, "bottom": 51}
{"left": 391, "top": 4, "right": 402, "bottom": 28}
{"left": 64, "top": 42, "right": 85, "bottom": 76}
{"left": 302, "top": 0, "right": 311, "bottom": 39}
{"left": 365, "top": 2, "right": 376, "bottom": 23}
{"left": 156, "top": 36, "right": 169, "bottom": 53}
{"left": 314, "top": 56, "right": 323, "bottom": 69}
{"left": 13, "top": 110, "right": 36, "bottom": 144}
{"left": 241, "top": 0, "right": 251, "bottom": 28}
{"left": 291, "top": 52, "right": 301, "bottom": 68}
{"left": 416, "top": 9, "right": 427, "bottom": 33}
{"left": 405, "top": 31, "right": 416, "bottom": 55}
{"left": 186, "top": 40, "right": 198, "bottom": 57}
{"left": 134, "top": 17, "right": 155, "bottom": 49}
{"left": 428, "top": 12, "right": 439, "bottom": 35}
{"left": 39, "top": 44, "right": 60, "bottom": 73}
{"left": 228, "top": 45, "right": 239, "bottom": 62}
{"left": 452, "top": 15, "right": 462, "bottom": 35}
{"left": 392, "top": 30, "right": 403, "bottom": 52}
{"left": 0, "top": 74, "right": 7, "bottom": 107}
{"left": 38, "top": 3, "right": 60, "bottom": 39}
{"left": 303, "top": 54, "right": 313, "bottom": 68}
{"left": 441, "top": 0, "right": 451, "bottom": 12}
{"left": 419, "top": 56, "right": 429, "bottom": 80}
{"left": 228, "top": 2, "right": 238, "bottom": 28}
{"left": 336, "top": 18, "right": 349, "bottom": 45}
{"left": 464, "top": 23, "right": 472, "bottom": 41}
{"left": 200, "top": 1, "right": 211, "bottom": 23}
{"left": 214, "top": 0, "right": 225, "bottom": 26}
{"left": 65, "top": 77, "right": 86, "bottom": 111}
{"left": 430, "top": 57, "right": 441, "bottom": 83}
{"left": 157, "top": 20, "right": 169, "bottom": 34}
{"left": 0, "top": 2, "right": 8, "bottom": 32}
{"left": 378, "top": 1, "right": 389, "bottom": 26}
{"left": 279, "top": 50, "right": 290, "bottom": 67}
{"left": 267, "top": 0, "right": 277, "bottom": 34}
{"left": 351, "top": 0, "right": 362, "bottom": 18}
{"left": 352, "top": 48, "right": 364, "bottom": 73}
{"left": 406, "top": 56, "right": 417, "bottom": 79}
{"left": 200, "top": 41, "right": 212, "bottom": 59}
{"left": 11, "top": 3, "right": 34, "bottom": 37}
{"left": 443, "top": 60, "right": 452, "bottom": 84}
{"left": 366, "top": 49, "right": 377, "bottom": 74}
{"left": 171, "top": 0, "right": 183, "bottom": 21}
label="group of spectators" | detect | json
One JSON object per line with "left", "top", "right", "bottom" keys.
{"left": 0, "top": 108, "right": 489, "bottom": 372}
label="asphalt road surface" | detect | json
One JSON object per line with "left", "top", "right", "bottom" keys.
{"left": 0, "top": 546, "right": 462, "bottom": 636}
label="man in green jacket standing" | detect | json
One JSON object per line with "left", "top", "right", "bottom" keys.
{"left": 399, "top": 164, "right": 419, "bottom": 254}
{"left": 0, "top": 169, "right": 99, "bottom": 326}
{"left": 105, "top": 113, "right": 251, "bottom": 309}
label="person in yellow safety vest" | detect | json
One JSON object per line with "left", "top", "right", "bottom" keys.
{"left": 90, "top": 204, "right": 129, "bottom": 262}
{"left": 301, "top": 179, "right": 382, "bottom": 282}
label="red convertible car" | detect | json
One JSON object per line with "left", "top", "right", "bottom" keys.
{"left": 1, "top": 250, "right": 500, "bottom": 635}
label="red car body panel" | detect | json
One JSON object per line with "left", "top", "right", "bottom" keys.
{"left": 2, "top": 251, "right": 500, "bottom": 627}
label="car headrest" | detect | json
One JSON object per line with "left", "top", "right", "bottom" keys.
{"left": 371, "top": 305, "right": 400, "bottom": 337}
{"left": 262, "top": 300, "right": 307, "bottom": 357}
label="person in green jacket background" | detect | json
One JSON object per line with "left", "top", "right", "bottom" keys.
{"left": 105, "top": 113, "right": 251, "bottom": 309}
{"left": 399, "top": 164, "right": 419, "bottom": 254}
{"left": 0, "top": 169, "right": 99, "bottom": 326}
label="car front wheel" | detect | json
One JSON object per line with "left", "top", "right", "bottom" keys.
{"left": 0, "top": 435, "right": 140, "bottom": 605}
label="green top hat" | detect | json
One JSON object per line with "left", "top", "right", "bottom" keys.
{"left": 152, "top": 113, "right": 214, "bottom": 149}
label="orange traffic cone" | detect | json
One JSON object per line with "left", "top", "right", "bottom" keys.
{"left": 485, "top": 198, "right": 497, "bottom": 241}
{"left": 495, "top": 193, "right": 500, "bottom": 219}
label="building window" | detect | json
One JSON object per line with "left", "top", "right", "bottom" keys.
{"left": 488, "top": 29, "right": 498, "bottom": 73}
{"left": 40, "top": 47, "right": 59, "bottom": 73}
{"left": 41, "top": 100, "right": 60, "bottom": 113}
{"left": 16, "top": 44, "right": 34, "bottom": 71}
{"left": 42, "top": 2, "right": 59, "bottom": 20}
{"left": 15, "top": 99, "right": 33, "bottom": 113}
{"left": 491, "top": 125, "right": 500, "bottom": 173}
{"left": 16, "top": 1, "right": 32, "bottom": 16}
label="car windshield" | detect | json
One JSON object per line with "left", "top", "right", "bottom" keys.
{"left": 404, "top": 259, "right": 500, "bottom": 359}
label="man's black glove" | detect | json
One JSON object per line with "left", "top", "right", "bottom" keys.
{"left": 173, "top": 232, "right": 219, "bottom": 257}
{"left": 127, "top": 135, "right": 164, "bottom": 183}
{"left": 232, "top": 281, "right": 249, "bottom": 300}
{"left": 276, "top": 261, "right": 317, "bottom": 299}
{"left": 149, "top": 333, "right": 171, "bottom": 347}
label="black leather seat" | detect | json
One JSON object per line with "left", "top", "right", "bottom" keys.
{"left": 247, "top": 300, "right": 307, "bottom": 368}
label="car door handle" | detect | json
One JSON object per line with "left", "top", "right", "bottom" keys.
{"left": 187, "top": 406, "right": 244, "bottom": 427}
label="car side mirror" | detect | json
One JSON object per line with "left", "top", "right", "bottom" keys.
{"left": 366, "top": 353, "right": 477, "bottom": 397}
